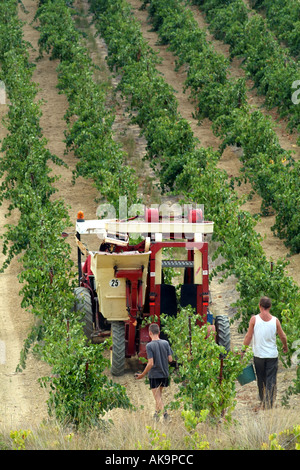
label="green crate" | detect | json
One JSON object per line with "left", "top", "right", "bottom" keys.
{"left": 237, "top": 363, "right": 256, "bottom": 386}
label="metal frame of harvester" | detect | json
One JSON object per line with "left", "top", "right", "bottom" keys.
{"left": 73, "top": 207, "right": 230, "bottom": 376}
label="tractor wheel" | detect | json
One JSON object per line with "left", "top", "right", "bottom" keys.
{"left": 110, "top": 321, "right": 125, "bottom": 376}
{"left": 215, "top": 315, "right": 231, "bottom": 354}
{"left": 74, "top": 286, "right": 93, "bottom": 339}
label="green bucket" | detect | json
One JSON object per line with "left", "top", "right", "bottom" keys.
{"left": 237, "top": 363, "right": 256, "bottom": 386}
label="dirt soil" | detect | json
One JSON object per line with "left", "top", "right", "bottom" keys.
{"left": 0, "top": 0, "right": 299, "bottom": 432}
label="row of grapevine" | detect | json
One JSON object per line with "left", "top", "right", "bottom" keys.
{"left": 0, "top": 0, "right": 131, "bottom": 426}
{"left": 34, "top": 0, "right": 139, "bottom": 209}
{"left": 87, "top": 0, "right": 300, "bottom": 390}
{"left": 144, "top": 0, "right": 300, "bottom": 254}
{"left": 191, "top": 0, "right": 300, "bottom": 139}
{"left": 250, "top": 0, "right": 300, "bottom": 57}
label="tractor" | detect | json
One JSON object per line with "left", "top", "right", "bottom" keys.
{"left": 72, "top": 206, "right": 231, "bottom": 376}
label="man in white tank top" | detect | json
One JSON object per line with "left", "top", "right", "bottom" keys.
{"left": 243, "top": 296, "right": 288, "bottom": 409}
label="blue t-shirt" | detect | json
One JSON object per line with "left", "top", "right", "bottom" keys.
{"left": 146, "top": 339, "right": 173, "bottom": 379}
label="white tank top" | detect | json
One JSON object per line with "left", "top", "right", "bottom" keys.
{"left": 252, "top": 314, "right": 278, "bottom": 358}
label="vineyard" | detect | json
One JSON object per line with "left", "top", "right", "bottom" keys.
{"left": 0, "top": 0, "right": 299, "bottom": 450}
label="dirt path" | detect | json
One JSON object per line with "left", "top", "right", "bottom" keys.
{"left": 0, "top": 0, "right": 298, "bottom": 433}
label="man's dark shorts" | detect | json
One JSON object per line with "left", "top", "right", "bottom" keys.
{"left": 149, "top": 377, "right": 170, "bottom": 389}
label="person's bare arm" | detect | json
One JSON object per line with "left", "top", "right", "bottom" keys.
{"left": 243, "top": 316, "right": 256, "bottom": 346}
{"left": 276, "top": 318, "right": 288, "bottom": 353}
{"left": 135, "top": 357, "right": 154, "bottom": 379}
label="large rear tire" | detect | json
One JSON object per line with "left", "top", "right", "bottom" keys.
{"left": 110, "top": 321, "right": 125, "bottom": 376}
{"left": 215, "top": 315, "right": 231, "bottom": 354}
{"left": 74, "top": 286, "right": 93, "bottom": 339}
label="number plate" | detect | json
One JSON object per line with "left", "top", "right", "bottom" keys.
{"left": 109, "top": 279, "right": 120, "bottom": 288}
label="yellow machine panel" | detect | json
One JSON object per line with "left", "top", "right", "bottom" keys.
{"left": 91, "top": 251, "right": 151, "bottom": 321}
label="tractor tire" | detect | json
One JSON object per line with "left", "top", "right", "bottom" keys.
{"left": 215, "top": 315, "right": 231, "bottom": 354}
{"left": 110, "top": 321, "right": 125, "bottom": 376}
{"left": 74, "top": 286, "right": 93, "bottom": 339}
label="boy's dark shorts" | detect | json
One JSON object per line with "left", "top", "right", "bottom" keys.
{"left": 149, "top": 377, "right": 170, "bottom": 389}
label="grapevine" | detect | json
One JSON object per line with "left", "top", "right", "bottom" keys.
{"left": 250, "top": 0, "right": 300, "bottom": 58}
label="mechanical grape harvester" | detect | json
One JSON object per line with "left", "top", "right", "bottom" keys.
{"left": 73, "top": 208, "right": 230, "bottom": 376}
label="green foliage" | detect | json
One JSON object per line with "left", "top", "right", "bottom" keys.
{"left": 144, "top": 427, "right": 172, "bottom": 450}
{"left": 162, "top": 307, "right": 252, "bottom": 420}
{"left": 251, "top": 0, "right": 300, "bottom": 57}
{"left": 40, "top": 322, "right": 131, "bottom": 427}
{"left": 136, "top": 409, "right": 210, "bottom": 450}
{"left": 10, "top": 430, "right": 32, "bottom": 450}
{"left": 182, "top": 409, "right": 210, "bottom": 450}
{"left": 261, "top": 425, "right": 300, "bottom": 450}
{"left": 192, "top": 0, "right": 300, "bottom": 136}
{"left": 280, "top": 304, "right": 300, "bottom": 405}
